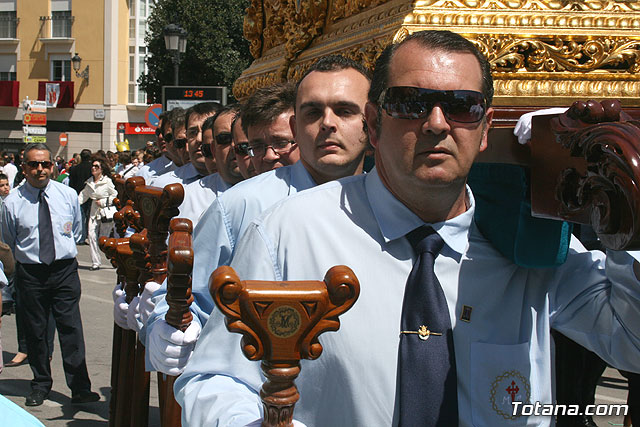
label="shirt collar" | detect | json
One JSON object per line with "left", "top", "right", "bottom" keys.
{"left": 365, "top": 168, "right": 473, "bottom": 257}
{"left": 24, "top": 179, "right": 52, "bottom": 198}
{"left": 287, "top": 161, "right": 317, "bottom": 194}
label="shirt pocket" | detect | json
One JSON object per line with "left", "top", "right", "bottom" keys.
{"left": 470, "top": 341, "right": 543, "bottom": 426}
{"left": 53, "top": 214, "right": 75, "bottom": 240}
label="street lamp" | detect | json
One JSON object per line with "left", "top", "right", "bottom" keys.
{"left": 71, "top": 52, "right": 89, "bottom": 84}
{"left": 163, "top": 23, "right": 187, "bottom": 86}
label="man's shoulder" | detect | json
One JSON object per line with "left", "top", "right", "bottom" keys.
{"left": 257, "top": 174, "right": 366, "bottom": 225}
{"left": 50, "top": 180, "right": 78, "bottom": 198}
{"left": 2, "top": 186, "right": 24, "bottom": 207}
{"left": 217, "top": 167, "right": 289, "bottom": 207}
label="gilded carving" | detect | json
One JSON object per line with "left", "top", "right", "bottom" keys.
{"left": 234, "top": 0, "right": 640, "bottom": 105}
{"left": 244, "top": 0, "right": 264, "bottom": 59}
{"left": 329, "top": 0, "right": 388, "bottom": 23}
{"left": 472, "top": 35, "right": 640, "bottom": 73}
{"left": 263, "top": 0, "right": 288, "bottom": 52}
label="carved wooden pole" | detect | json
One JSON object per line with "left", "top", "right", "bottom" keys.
{"left": 133, "top": 183, "right": 185, "bottom": 426}
{"left": 209, "top": 265, "right": 360, "bottom": 427}
{"left": 163, "top": 218, "right": 195, "bottom": 427}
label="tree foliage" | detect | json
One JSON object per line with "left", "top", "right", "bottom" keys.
{"left": 140, "top": 0, "right": 252, "bottom": 103}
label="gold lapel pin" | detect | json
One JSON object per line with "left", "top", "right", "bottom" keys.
{"left": 400, "top": 325, "right": 442, "bottom": 341}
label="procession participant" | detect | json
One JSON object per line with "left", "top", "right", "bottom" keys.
{"left": 167, "top": 107, "right": 190, "bottom": 168}
{"left": 136, "top": 113, "right": 177, "bottom": 182}
{"left": 146, "top": 55, "right": 371, "bottom": 376}
{"left": 230, "top": 116, "right": 255, "bottom": 179}
{"left": 129, "top": 107, "right": 243, "bottom": 334}
{"left": 176, "top": 30, "right": 640, "bottom": 426}
{"left": 151, "top": 102, "right": 220, "bottom": 188}
{"left": 1, "top": 144, "right": 99, "bottom": 407}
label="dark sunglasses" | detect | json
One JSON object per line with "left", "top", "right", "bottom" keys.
{"left": 233, "top": 142, "right": 250, "bottom": 156}
{"left": 201, "top": 142, "right": 213, "bottom": 158}
{"left": 164, "top": 132, "right": 173, "bottom": 143}
{"left": 378, "top": 86, "right": 486, "bottom": 123}
{"left": 215, "top": 132, "right": 233, "bottom": 146}
{"left": 155, "top": 128, "right": 162, "bottom": 137}
{"left": 26, "top": 161, "right": 53, "bottom": 168}
{"left": 174, "top": 138, "right": 187, "bottom": 149}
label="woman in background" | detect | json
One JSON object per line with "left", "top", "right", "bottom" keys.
{"left": 78, "top": 156, "right": 117, "bottom": 271}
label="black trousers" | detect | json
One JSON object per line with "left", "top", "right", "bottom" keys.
{"left": 16, "top": 259, "right": 92, "bottom": 394}
{"left": 14, "top": 272, "right": 56, "bottom": 356}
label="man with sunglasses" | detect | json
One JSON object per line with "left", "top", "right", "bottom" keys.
{"left": 231, "top": 116, "right": 256, "bottom": 179}
{"left": 176, "top": 31, "right": 640, "bottom": 426}
{"left": 1, "top": 144, "right": 99, "bottom": 407}
{"left": 151, "top": 102, "right": 220, "bottom": 189}
{"left": 147, "top": 56, "right": 372, "bottom": 377}
{"left": 136, "top": 113, "right": 178, "bottom": 182}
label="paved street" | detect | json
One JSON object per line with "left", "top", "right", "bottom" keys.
{"left": 0, "top": 244, "right": 160, "bottom": 426}
{"left": 0, "top": 244, "right": 633, "bottom": 425}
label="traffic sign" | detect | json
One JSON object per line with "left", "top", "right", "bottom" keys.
{"left": 145, "top": 104, "right": 162, "bottom": 128}
{"left": 23, "top": 136, "right": 47, "bottom": 143}
{"left": 23, "top": 113, "right": 47, "bottom": 126}
{"left": 59, "top": 132, "right": 68, "bottom": 146}
{"left": 23, "top": 126, "right": 47, "bottom": 135}
{"left": 23, "top": 99, "right": 47, "bottom": 113}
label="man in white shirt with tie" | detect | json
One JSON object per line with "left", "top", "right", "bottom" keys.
{"left": 176, "top": 31, "right": 640, "bottom": 426}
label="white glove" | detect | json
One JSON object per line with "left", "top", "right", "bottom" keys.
{"left": 139, "top": 281, "right": 162, "bottom": 326}
{"left": 112, "top": 283, "right": 123, "bottom": 303}
{"left": 513, "top": 107, "right": 568, "bottom": 145}
{"left": 147, "top": 320, "right": 200, "bottom": 376}
{"left": 127, "top": 296, "right": 143, "bottom": 333}
{"left": 113, "top": 288, "right": 131, "bottom": 330}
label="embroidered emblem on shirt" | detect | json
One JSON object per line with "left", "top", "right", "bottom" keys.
{"left": 490, "top": 370, "right": 531, "bottom": 420}
{"left": 62, "top": 221, "right": 73, "bottom": 237}
{"left": 460, "top": 305, "right": 472, "bottom": 322}
{"left": 267, "top": 305, "right": 301, "bottom": 338}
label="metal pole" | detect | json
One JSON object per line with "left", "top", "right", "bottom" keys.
{"left": 174, "top": 60, "right": 179, "bottom": 86}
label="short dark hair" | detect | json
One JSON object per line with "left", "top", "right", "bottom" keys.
{"left": 185, "top": 102, "right": 222, "bottom": 129}
{"left": 24, "top": 143, "right": 52, "bottom": 161}
{"left": 295, "top": 55, "right": 371, "bottom": 108}
{"left": 80, "top": 149, "right": 92, "bottom": 161}
{"left": 369, "top": 30, "right": 494, "bottom": 108}
{"left": 211, "top": 104, "right": 241, "bottom": 132}
{"left": 241, "top": 82, "right": 296, "bottom": 135}
{"left": 202, "top": 115, "right": 216, "bottom": 134}
{"left": 0, "top": 173, "right": 7, "bottom": 181}
{"left": 169, "top": 107, "right": 186, "bottom": 136}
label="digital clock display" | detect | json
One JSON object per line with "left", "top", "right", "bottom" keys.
{"left": 162, "top": 86, "right": 228, "bottom": 111}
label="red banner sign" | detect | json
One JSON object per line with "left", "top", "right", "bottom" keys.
{"left": 23, "top": 113, "right": 47, "bottom": 126}
{"left": 117, "top": 122, "right": 155, "bottom": 135}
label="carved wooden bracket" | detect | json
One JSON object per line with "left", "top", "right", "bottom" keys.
{"left": 209, "top": 265, "right": 360, "bottom": 427}
{"left": 133, "top": 183, "right": 185, "bottom": 284}
{"left": 165, "top": 218, "right": 194, "bottom": 332}
{"left": 547, "top": 99, "right": 640, "bottom": 250}
{"left": 130, "top": 230, "right": 152, "bottom": 286}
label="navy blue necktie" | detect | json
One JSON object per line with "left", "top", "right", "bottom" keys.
{"left": 38, "top": 189, "right": 56, "bottom": 265}
{"left": 398, "top": 226, "right": 458, "bottom": 426}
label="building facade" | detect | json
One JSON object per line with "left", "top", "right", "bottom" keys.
{"left": 0, "top": 0, "right": 156, "bottom": 159}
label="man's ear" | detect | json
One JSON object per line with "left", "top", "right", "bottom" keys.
{"left": 289, "top": 114, "right": 297, "bottom": 140}
{"left": 364, "top": 101, "right": 379, "bottom": 149}
{"left": 479, "top": 107, "right": 494, "bottom": 153}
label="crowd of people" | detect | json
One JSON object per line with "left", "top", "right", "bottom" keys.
{"left": 0, "top": 29, "right": 637, "bottom": 426}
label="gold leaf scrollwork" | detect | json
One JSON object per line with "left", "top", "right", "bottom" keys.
{"left": 473, "top": 35, "right": 640, "bottom": 73}
{"left": 244, "top": 0, "right": 264, "bottom": 59}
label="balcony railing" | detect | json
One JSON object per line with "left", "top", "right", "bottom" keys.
{"left": 39, "top": 13, "right": 74, "bottom": 39}
{"left": 0, "top": 14, "right": 18, "bottom": 39}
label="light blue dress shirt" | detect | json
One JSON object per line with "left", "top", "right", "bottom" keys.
{"left": 175, "top": 168, "right": 640, "bottom": 427}
{"left": 177, "top": 173, "right": 232, "bottom": 226}
{"left": 0, "top": 394, "right": 45, "bottom": 426}
{"left": 1, "top": 180, "right": 81, "bottom": 264}
{"left": 135, "top": 154, "right": 175, "bottom": 183}
{"left": 150, "top": 162, "right": 201, "bottom": 188}
{"left": 145, "top": 161, "right": 316, "bottom": 353}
